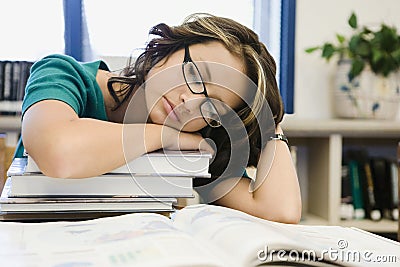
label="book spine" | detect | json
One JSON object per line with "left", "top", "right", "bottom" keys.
{"left": 362, "top": 161, "right": 381, "bottom": 221}
{"left": 348, "top": 160, "right": 365, "bottom": 219}
{"left": 0, "top": 61, "right": 4, "bottom": 101}
{"left": 398, "top": 143, "right": 400, "bottom": 242}
{"left": 370, "top": 157, "right": 389, "bottom": 219}
{"left": 17, "top": 61, "right": 33, "bottom": 102}
{"left": 0, "top": 60, "right": 32, "bottom": 115}
{"left": 2, "top": 61, "right": 12, "bottom": 102}
{"left": 11, "top": 61, "right": 20, "bottom": 103}
{"left": 340, "top": 164, "right": 354, "bottom": 220}
{"left": 0, "top": 134, "right": 6, "bottom": 191}
{"left": 389, "top": 161, "right": 399, "bottom": 221}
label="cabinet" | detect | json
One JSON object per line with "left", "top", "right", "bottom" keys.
{"left": 282, "top": 117, "right": 400, "bottom": 232}
{"left": 0, "top": 116, "right": 20, "bottom": 189}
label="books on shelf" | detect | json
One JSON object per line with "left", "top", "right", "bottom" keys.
{"left": 25, "top": 149, "right": 212, "bottom": 177}
{"left": 0, "top": 60, "right": 34, "bottom": 115}
{"left": 1, "top": 204, "right": 399, "bottom": 267}
{"left": 342, "top": 149, "right": 399, "bottom": 222}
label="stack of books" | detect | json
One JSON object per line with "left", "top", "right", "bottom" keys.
{"left": 0, "top": 150, "right": 211, "bottom": 220}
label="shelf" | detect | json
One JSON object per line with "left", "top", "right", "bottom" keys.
{"left": 300, "top": 213, "right": 328, "bottom": 226}
{"left": 282, "top": 117, "right": 400, "bottom": 138}
{"left": 339, "top": 219, "right": 398, "bottom": 233}
{"left": 281, "top": 117, "right": 399, "bottom": 234}
{"left": 0, "top": 116, "right": 21, "bottom": 132}
{"left": 301, "top": 214, "right": 398, "bottom": 233}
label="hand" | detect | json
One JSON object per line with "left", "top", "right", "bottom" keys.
{"left": 161, "top": 126, "right": 215, "bottom": 155}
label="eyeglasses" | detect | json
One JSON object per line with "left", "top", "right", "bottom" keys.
{"left": 182, "top": 45, "right": 222, "bottom": 128}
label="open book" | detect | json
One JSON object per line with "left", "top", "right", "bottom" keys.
{"left": 1, "top": 204, "right": 399, "bottom": 267}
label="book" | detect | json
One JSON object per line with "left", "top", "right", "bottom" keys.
{"left": 348, "top": 160, "right": 365, "bottom": 219}
{"left": 0, "top": 179, "right": 176, "bottom": 213}
{"left": 6, "top": 174, "right": 194, "bottom": 198}
{"left": 388, "top": 160, "right": 399, "bottom": 220}
{"left": 340, "top": 164, "right": 354, "bottom": 220}
{"left": 0, "top": 60, "right": 33, "bottom": 115}
{"left": 0, "top": 61, "right": 4, "bottom": 101}
{"left": 0, "top": 204, "right": 399, "bottom": 267}
{"left": 25, "top": 149, "right": 212, "bottom": 177}
{"left": 0, "top": 134, "right": 5, "bottom": 190}
{"left": 370, "top": 157, "right": 393, "bottom": 220}
{"left": 8, "top": 157, "right": 200, "bottom": 197}
{"left": 362, "top": 160, "right": 382, "bottom": 221}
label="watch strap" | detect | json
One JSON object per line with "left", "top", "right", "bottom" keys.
{"left": 270, "top": 133, "right": 289, "bottom": 146}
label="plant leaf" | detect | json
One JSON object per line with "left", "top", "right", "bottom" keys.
{"left": 305, "top": 47, "right": 320, "bottom": 53}
{"left": 372, "top": 49, "right": 383, "bottom": 64}
{"left": 349, "top": 59, "right": 364, "bottom": 80}
{"left": 391, "top": 48, "right": 400, "bottom": 63}
{"left": 322, "top": 43, "right": 336, "bottom": 60}
{"left": 336, "top": 34, "right": 346, "bottom": 44}
{"left": 348, "top": 12, "right": 357, "bottom": 29}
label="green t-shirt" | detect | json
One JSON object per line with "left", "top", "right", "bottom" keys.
{"left": 14, "top": 54, "right": 110, "bottom": 158}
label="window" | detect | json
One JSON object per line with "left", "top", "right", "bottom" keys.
{"left": 83, "top": 0, "right": 254, "bottom": 58}
{"left": 0, "top": 0, "right": 64, "bottom": 61}
{"left": 2, "top": 0, "right": 294, "bottom": 113}
{"left": 82, "top": 0, "right": 294, "bottom": 113}
{"left": 254, "top": 0, "right": 296, "bottom": 113}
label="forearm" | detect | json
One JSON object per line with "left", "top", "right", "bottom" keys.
{"left": 212, "top": 126, "right": 302, "bottom": 223}
{"left": 56, "top": 120, "right": 163, "bottom": 178}
{"left": 252, "top": 135, "right": 302, "bottom": 221}
{"left": 23, "top": 118, "right": 164, "bottom": 178}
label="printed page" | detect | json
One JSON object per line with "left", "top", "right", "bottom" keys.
{"left": 0, "top": 212, "right": 229, "bottom": 267}
{"left": 173, "top": 204, "right": 309, "bottom": 266}
{"left": 173, "top": 205, "right": 400, "bottom": 266}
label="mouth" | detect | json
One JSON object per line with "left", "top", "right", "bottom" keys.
{"left": 162, "top": 96, "right": 180, "bottom": 122}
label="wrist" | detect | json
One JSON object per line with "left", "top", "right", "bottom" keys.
{"left": 275, "top": 124, "right": 284, "bottom": 134}
{"left": 270, "top": 133, "right": 289, "bottom": 146}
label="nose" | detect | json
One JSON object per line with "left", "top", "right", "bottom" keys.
{"left": 178, "top": 86, "right": 205, "bottom": 112}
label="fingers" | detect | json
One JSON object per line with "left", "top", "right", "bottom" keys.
{"left": 159, "top": 125, "right": 215, "bottom": 156}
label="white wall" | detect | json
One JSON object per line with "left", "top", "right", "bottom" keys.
{"left": 293, "top": 0, "right": 400, "bottom": 120}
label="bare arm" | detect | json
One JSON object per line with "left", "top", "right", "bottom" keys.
{"left": 212, "top": 124, "right": 302, "bottom": 223}
{"left": 22, "top": 100, "right": 209, "bottom": 178}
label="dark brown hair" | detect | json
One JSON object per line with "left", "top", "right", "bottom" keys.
{"left": 108, "top": 13, "right": 284, "bottom": 181}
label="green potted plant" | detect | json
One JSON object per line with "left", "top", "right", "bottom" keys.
{"left": 306, "top": 12, "right": 400, "bottom": 119}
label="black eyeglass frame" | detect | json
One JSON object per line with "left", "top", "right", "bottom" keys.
{"left": 181, "top": 45, "right": 222, "bottom": 128}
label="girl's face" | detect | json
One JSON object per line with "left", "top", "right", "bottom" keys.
{"left": 144, "top": 41, "right": 247, "bottom": 132}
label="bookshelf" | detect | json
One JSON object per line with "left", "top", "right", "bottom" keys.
{"left": 0, "top": 115, "right": 20, "bottom": 145}
{"left": 0, "top": 115, "right": 20, "bottom": 190}
{"left": 282, "top": 117, "right": 400, "bottom": 233}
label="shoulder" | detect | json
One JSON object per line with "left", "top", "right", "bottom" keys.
{"left": 31, "top": 54, "right": 109, "bottom": 77}
{"left": 31, "top": 54, "right": 83, "bottom": 72}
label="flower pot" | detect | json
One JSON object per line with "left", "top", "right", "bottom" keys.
{"left": 334, "top": 61, "right": 400, "bottom": 120}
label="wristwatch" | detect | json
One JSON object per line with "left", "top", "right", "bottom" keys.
{"left": 270, "top": 133, "right": 289, "bottom": 146}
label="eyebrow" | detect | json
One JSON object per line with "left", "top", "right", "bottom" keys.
{"left": 197, "top": 57, "right": 212, "bottom": 82}
{"left": 203, "top": 62, "right": 212, "bottom": 82}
